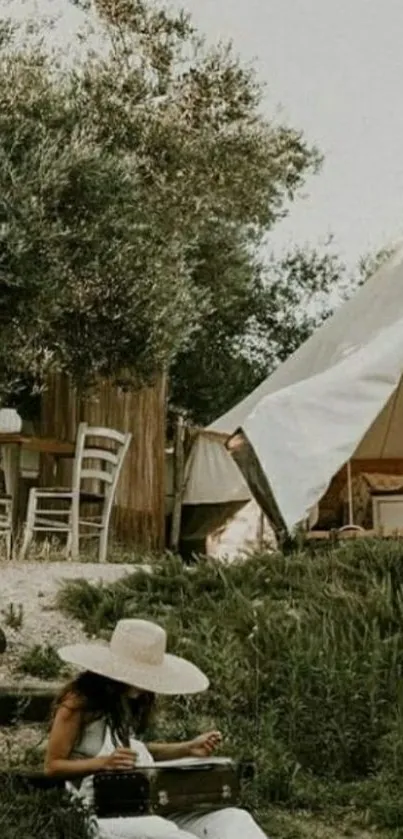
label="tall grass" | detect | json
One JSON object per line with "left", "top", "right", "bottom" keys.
{"left": 56, "top": 540, "right": 403, "bottom": 830}
{"left": 0, "top": 780, "right": 92, "bottom": 839}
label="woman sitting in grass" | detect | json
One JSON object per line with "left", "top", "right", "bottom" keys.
{"left": 45, "top": 618, "right": 267, "bottom": 839}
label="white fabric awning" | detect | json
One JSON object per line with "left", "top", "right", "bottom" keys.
{"left": 184, "top": 242, "right": 403, "bottom": 530}
{"left": 241, "top": 320, "right": 403, "bottom": 529}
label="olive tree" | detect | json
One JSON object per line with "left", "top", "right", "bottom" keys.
{"left": 0, "top": 1, "right": 320, "bottom": 404}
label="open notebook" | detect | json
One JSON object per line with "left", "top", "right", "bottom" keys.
{"left": 152, "top": 757, "right": 234, "bottom": 769}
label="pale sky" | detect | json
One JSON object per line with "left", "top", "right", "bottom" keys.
{"left": 6, "top": 0, "right": 403, "bottom": 267}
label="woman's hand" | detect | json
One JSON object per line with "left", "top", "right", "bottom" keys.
{"left": 187, "top": 730, "right": 222, "bottom": 758}
{"left": 101, "top": 747, "right": 137, "bottom": 772}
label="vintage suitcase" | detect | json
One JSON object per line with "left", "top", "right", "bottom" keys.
{"left": 93, "top": 757, "right": 241, "bottom": 818}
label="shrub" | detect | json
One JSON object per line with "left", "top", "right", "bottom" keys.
{"left": 2, "top": 603, "right": 23, "bottom": 630}
{"left": 17, "top": 644, "right": 66, "bottom": 681}
{"left": 0, "top": 780, "right": 92, "bottom": 839}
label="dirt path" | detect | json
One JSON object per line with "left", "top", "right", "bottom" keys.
{"left": 0, "top": 560, "right": 134, "bottom": 688}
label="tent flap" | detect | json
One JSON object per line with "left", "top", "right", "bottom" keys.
{"left": 227, "top": 431, "right": 286, "bottom": 534}
{"left": 242, "top": 319, "right": 403, "bottom": 530}
{"left": 185, "top": 244, "right": 403, "bottom": 534}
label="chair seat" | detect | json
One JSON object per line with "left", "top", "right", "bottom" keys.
{"left": 79, "top": 491, "right": 105, "bottom": 504}
{"left": 34, "top": 488, "right": 104, "bottom": 503}
{"left": 34, "top": 487, "right": 72, "bottom": 495}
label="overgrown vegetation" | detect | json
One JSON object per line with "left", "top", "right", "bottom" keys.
{"left": 16, "top": 643, "right": 66, "bottom": 681}
{"left": 56, "top": 541, "right": 403, "bottom": 834}
{"left": 1, "top": 602, "right": 23, "bottom": 630}
{"left": 1, "top": 719, "right": 47, "bottom": 771}
{"left": 1, "top": 0, "right": 374, "bottom": 430}
{"left": 0, "top": 779, "right": 93, "bottom": 839}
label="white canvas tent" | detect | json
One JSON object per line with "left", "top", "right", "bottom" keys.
{"left": 182, "top": 242, "right": 403, "bottom": 536}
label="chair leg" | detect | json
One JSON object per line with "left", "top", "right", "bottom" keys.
{"left": 98, "top": 497, "right": 114, "bottom": 563}
{"left": 19, "top": 526, "right": 33, "bottom": 561}
{"left": 98, "top": 527, "right": 109, "bottom": 563}
{"left": 65, "top": 509, "right": 74, "bottom": 560}
{"left": 19, "top": 489, "right": 36, "bottom": 561}
{"left": 2, "top": 500, "right": 13, "bottom": 560}
{"left": 6, "top": 530, "right": 12, "bottom": 561}
{"left": 69, "top": 498, "right": 80, "bottom": 561}
{"left": 69, "top": 531, "right": 79, "bottom": 561}
{"left": 1, "top": 530, "right": 12, "bottom": 561}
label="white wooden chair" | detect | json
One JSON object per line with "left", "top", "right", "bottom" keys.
{"left": 0, "top": 494, "right": 12, "bottom": 560}
{"left": 19, "top": 423, "right": 132, "bottom": 562}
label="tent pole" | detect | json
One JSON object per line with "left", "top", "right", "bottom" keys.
{"left": 258, "top": 508, "right": 265, "bottom": 551}
{"left": 347, "top": 460, "right": 354, "bottom": 526}
{"left": 170, "top": 414, "right": 186, "bottom": 553}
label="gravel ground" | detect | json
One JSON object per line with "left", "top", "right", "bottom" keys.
{"left": 0, "top": 723, "right": 47, "bottom": 765}
{"left": 0, "top": 560, "right": 136, "bottom": 688}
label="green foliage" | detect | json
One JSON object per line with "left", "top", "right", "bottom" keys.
{"left": 2, "top": 602, "right": 23, "bottom": 630}
{"left": 1, "top": 720, "right": 47, "bottom": 771}
{"left": 0, "top": 2, "right": 319, "bottom": 401}
{"left": 169, "top": 235, "right": 391, "bottom": 428}
{"left": 58, "top": 542, "right": 403, "bottom": 829}
{"left": 357, "top": 246, "right": 393, "bottom": 286}
{"left": 0, "top": 780, "right": 92, "bottom": 839}
{"left": 170, "top": 238, "right": 390, "bottom": 427}
{"left": 170, "top": 242, "right": 348, "bottom": 425}
{"left": 17, "top": 643, "right": 66, "bottom": 680}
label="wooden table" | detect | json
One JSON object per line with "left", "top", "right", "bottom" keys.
{"left": 305, "top": 528, "right": 403, "bottom": 541}
{"left": 0, "top": 434, "right": 75, "bottom": 538}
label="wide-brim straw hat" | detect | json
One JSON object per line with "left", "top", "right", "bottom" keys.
{"left": 58, "top": 619, "right": 209, "bottom": 695}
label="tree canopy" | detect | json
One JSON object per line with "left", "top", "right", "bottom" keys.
{"left": 169, "top": 238, "right": 350, "bottom": 425}
{"left": 0, "top": 0, "right": 323, "bottom": 406}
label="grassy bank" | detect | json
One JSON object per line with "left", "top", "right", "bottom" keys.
{"left": 3, "top": 540, "right": 403, "bottom": 838}
{"left": 0, "top": 780, "right": 92, "bottom": 839}
{"left": 52, "top": 540, "right": 403, "bottom": 836}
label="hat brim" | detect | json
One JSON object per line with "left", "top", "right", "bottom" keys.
{"left": 58, "top": 642, "right": 209, "bottom": 695}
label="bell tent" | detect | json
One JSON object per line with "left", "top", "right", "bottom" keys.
{"left": 181, "top": 242, "right": 403, "bottom": 541}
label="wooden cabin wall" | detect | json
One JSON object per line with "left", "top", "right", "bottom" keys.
{"left": 40, "top": 373, "right": 166, "bottom": 549}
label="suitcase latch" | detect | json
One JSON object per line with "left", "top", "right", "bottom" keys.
{"left": 158, "top": 790, "right": 169, "bottom": 806}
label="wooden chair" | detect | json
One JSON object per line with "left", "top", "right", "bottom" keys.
{"left": 0, "top": 494, "right": 12, "bottom": 560}
{"left": 19, "top": 423, "right": 132, "bottom": 562}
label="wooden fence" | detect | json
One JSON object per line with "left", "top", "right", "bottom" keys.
{"left": 40, "top": 373, "right": 166, "bottom": 549}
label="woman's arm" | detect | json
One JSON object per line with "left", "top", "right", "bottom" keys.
{"left": 146, "top": 741, "right": 192, "bottom": 761}
{"left": 45, "top": 700, "right": 107, "bottom": 777}
{"left": 147, "top": 731, "right": 222, "bottom": 762}
{"left": 45, "top": 695, "right": 135, "bottom": 777}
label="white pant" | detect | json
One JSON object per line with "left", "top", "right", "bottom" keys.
{"left": 98, "top": 806, "right": 267, "bottom": 839}
{"left": 78, "top": 729, "right": 267, "bottom": 839}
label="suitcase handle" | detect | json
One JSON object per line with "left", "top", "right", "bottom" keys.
{"left": 98, "top": 763, "right": 233, "bottom": 777}
{"left": 136, "top": 764, "right": 223, "bottom": 773}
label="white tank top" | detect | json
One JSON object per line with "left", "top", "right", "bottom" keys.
{"left": 71, "top": 717, "right": 107, "bottom": 761}
{"left": 69, "top": 716, "right": 154, "bottom": 806}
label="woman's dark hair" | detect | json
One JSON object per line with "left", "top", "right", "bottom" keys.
{"left": 53, "top": 671, "right": 156, "bottom": 747}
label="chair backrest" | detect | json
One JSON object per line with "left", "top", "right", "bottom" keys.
{"left": 72, "top": 423, "right": 132, "bottom": 508}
